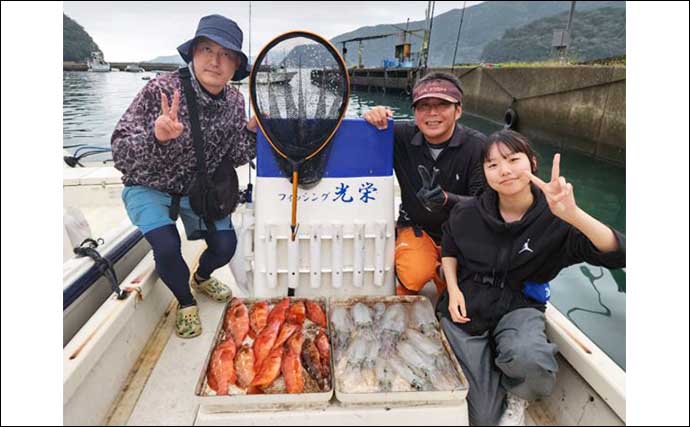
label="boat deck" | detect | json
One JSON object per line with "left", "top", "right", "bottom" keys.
{"left": 101, "top": 262, "right": 561, "bottom": 426}
{"left": 96, "top": 247, "right": 473, "bottom": 425}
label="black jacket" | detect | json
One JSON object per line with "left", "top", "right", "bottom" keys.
{"left": 438, "top": 184, "right": 626, "bottom": 336}
{"left": 393, "top": 121, "right": 486, "bottom": 243}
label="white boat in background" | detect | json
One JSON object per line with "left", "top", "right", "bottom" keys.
{"left": 125, "top": 64, "right": 145, "bottom": 72}
{"left": 87, "top": 51, "right": 111, "bottom": 72}
{"left": 253, "top": 68, "right": 297, "bottom": 85}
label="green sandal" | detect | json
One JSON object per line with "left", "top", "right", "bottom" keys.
{"left": 190, "top": 274, "right": 232, "bottom": 302}
{"left": 176, "top": 304, "right": 202, "bottom": 338}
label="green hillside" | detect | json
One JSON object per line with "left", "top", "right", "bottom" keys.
{"left": 63, "top": 14, "right": 102, "bottom": 62}
{"left": 481, "top": 7, "right": 625, "bottom": 63}
{"left": 328, "top": 1, "right": 625, "bottom": 67}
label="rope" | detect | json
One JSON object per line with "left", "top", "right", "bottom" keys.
{"left": 73, "top": 238, "right": 128, "bottom": 300}
{"left": 64, "top": 146, "right": 113, "bottom": 168}
{"left": 566, "top": 266, "right": 612, "bottom": 322}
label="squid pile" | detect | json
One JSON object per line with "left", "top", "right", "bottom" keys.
{"left": 331, "top": 298, "right": 462, "bottom": 393}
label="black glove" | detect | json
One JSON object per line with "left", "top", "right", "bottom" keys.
{"left": 416, "top": 165, "right": 469, "bottom": 212}
{"left": 416, "top": 165, "right": 446, "bottom": 212}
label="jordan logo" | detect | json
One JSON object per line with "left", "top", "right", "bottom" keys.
{"left": 519, "top": 238, "right": 533, "bottom": 254}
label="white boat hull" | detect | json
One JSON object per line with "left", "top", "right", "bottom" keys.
{"left": 89, "top": 64, "right": 111, "bottom": 72}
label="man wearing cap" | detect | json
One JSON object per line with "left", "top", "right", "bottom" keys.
{"left": 112, "top": 15, "right": 256, "bottom": 338}
{"left": 363, "top": 72, "right": 486, "bottom": 297}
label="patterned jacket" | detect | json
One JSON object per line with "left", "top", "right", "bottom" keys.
{"left": 111, "top": 67, "right": 256, "bottom": 194}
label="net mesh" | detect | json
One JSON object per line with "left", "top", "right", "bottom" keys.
{"left": 251, "top": 33, "right": 349, "bottom": 187}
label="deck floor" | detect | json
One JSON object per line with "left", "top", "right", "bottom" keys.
{"left": 125, "top": 262, "right": 239, "bottom": 425}
{"left": 120, "top": 266, "right": 474, "bottom": 425}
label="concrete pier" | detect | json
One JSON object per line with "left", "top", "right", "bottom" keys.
{"left": 63, "top": 62, "right": 180, "bottom": 72}
{"left": 345, "top": 66, "right": 626, "bottom": 165}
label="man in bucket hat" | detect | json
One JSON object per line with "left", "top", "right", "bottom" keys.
{"left": 362, "top": 72, "right": 487, "bottom": 297}
{"left": 112, "top": 14, "right": 257, "bottom": 338}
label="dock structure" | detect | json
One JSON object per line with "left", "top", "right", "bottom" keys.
{"left": 64, "top": 62, "right": 181, "bottom": 72}
{"left": 349, "top": 68, "right": 421, "bottom": 95}
{"left": 311, "top": 67, "right": 422, "bottom": 96}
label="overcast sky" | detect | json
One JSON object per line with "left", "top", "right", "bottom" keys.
{"left": 64, "top": 1, "right": 483, "bottom": 62}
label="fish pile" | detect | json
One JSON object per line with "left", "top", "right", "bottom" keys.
{"left": 331, "top": 298, "right": 462, "bottom": 393}
{"left": 206, "top": 297, "right": 331, "bottom": 396}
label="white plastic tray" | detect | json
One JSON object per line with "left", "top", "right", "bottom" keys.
{"left": 195, "top": 297, "right": 334, "bottom": 410}
{"left": 329, "top": 295, "right": 468, "bottom": 406}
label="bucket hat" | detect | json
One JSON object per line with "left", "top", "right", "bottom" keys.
{"left": 177, "top": 14, "right": 250, "bottom": 81}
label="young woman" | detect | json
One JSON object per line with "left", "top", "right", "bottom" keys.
{"left": 438, "top": 129, "right": 625, "bottom": 426}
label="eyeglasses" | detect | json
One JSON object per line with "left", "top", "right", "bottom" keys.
{"left": 197, "top": 45, "right": 240, "bottom": 63}
{"left": 414, "top": 100, "right": 458, "bottom": 113}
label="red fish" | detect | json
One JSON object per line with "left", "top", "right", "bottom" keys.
{"left": 273, "top": 321, "right": 300, "bottom": 350}
{"left": 286, "top": 301, "right": 306, "bottom": 325}
{"left": 266, "top": 298, "right": 290, "bottom": 325}
{"left": 248, "top": 301, "right": 269, "bottom": 339}
{"left": 246, "top": 386, "right": 264, "bottom": 395}
{"left": 224, "top": 299, "right": 249, "bottom": 348}
{"left": 234, "top": 344, "right": 255, "bottom": 388}
{"left": 251, "top": 346, "right": 284, "bottom": 388}
{"left": 207, "top": 339, "right": 237, "bottom": 395}
{"left": 286, "top": 330, "right": 304, "bottom": 355}
{"left": 305, "top": 301, "right": 327, "bottom": 328}
{"left": 315, "top": 329, "right": 331, "bottom": 382}
{"left": 253, "top": 319, "right": 281, "bottom": 370}
{"left": 282, "top": 344, "right": 304, "bottom": 394}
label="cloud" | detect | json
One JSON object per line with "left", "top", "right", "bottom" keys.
{"left": 64, "top": 1, "right": 482, "bottom": 62}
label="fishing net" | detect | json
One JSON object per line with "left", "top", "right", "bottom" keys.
{"left": 250, "top": 31, "right": 350, "bottom": 239}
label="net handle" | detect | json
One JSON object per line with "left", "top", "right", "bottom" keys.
{"left": 291, "top": 170, "right": 299, "bottom": 240}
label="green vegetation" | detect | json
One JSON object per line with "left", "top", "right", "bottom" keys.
{"left": 329, "top": 1, "right": 625, "bottom": 67}
{"left": 473, "top": 58, "right": 624, "bottom": 68}
{"left": 480, "top": 7, "right": 625, "bottom": 63}
{"left": 63, "top": 14, "right": 102, "bottom": 62}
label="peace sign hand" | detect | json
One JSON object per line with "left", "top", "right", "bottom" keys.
{"left": 154, "top": 90, "right": 184, "bottom": 143}
{"left": 418, "top": 164, "right": 440, "bottom": 190}
{"left": 416, "top": 165, "right": 446, "bottom": 212}
{"left": 526, "top": 153, "right": 578, "bottom": 222}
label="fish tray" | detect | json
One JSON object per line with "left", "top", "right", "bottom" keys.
{"left": 195, "top": 297, "right": 333, "bottom": 411}
{"left": 329, "top": 295, "right": 468, "bottom": 406}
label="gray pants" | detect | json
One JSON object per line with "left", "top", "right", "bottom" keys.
{"left": 441, "top": 308, "right": 558, "bottom": 426}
